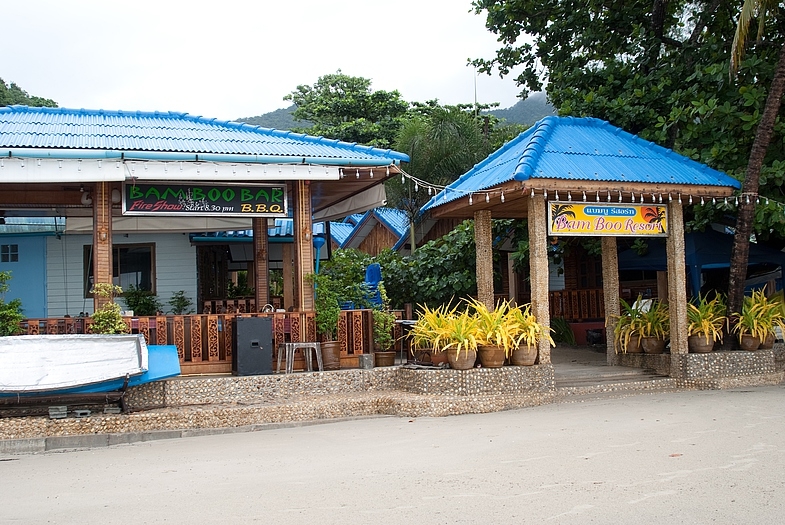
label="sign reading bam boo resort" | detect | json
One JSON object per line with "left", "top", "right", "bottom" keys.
{"left": 123, "top": 183, "right": 287, "bottom": 217}
{"left": 547, "top": 202, "right": 668, "bottom": 237}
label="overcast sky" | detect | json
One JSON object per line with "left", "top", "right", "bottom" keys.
{"left": 2, "top": 0, "right": 525, "bottom": 121}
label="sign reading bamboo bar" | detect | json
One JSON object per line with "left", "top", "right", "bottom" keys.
{"left": 123, "top": 182, "right": 287, "bottom": 217}
{"left": 547, "top": 202, "right": 668, "bottom": 237}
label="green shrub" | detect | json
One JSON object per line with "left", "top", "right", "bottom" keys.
{"left": 90, "top": 283, "right": 129, "bottom": 334}
{"left": 123, "top": 285, "right": 162, "bottom": 316}
{"left": 0, "top": 271, "right": 24, "bottom": 336}
{"left": 167, "top": 290, "right": 194, "bottom": 315}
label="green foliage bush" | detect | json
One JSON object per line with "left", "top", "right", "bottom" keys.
{"left": 123, "top": 285, "right": 162, "bottom": 316}
{"left": 0, "top": 271, "right": 24, "bottom": 336}
{"left": 167, "top": 291, "right": 194, "bottom": 315}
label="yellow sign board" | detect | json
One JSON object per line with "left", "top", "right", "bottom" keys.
{"left": 547, "top": 202, "right": 668, "bottom": 237}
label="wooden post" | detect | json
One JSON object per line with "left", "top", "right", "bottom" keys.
{"left": 474, "top": 210, "right": 494, "bottom": 310}
{"left": 91, "top": 182, "right": 113, "bottom": 312}
{"left": 292, "top": 181, "right": 314, "bottom": 311}
{"left": 601, "top": 236, "right": 620, "bottom": 364}
{"left": 667, "top": 202, "right": 689, "bottom": 373}
{"left": 528, "top": 195, "right": 551, "bottom": 364}
{"left": 253, "top": 217, "right": 269, "bottom": 310}
{"left": 282, "top": 243, "right": 294, "bottom": 311}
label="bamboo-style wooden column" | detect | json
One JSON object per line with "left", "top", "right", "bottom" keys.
{"left": 474, "top": 210, "right": 494, "bottom": 310}
{"left": 92, "top": 182, "right": 113, "bottom": 311}
{"left": 253, "top": 217, "right": 269, "bottom": 309}
{"left": 666, "top": 202, "right": 689, "bottom": 373}
{"left": 292, "top": 181, "right": 314, "bottom": 311}
{"left": 528, "top": 194, "right": 551, "bottom": 364}
{"left": 601, "top": 236, "right": 620, "bottom": 364}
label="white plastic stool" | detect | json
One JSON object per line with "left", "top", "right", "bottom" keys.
{"left": 277, "top": 342, "right": 323, "bottom": 373}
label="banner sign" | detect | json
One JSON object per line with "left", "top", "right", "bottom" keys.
{"left": 122, "top": 182, "right": 287, "bottom": 217}
{"left": 547, "top": 202, "right": 668, "bottom": 237}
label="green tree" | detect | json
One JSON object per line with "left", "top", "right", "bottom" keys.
{"left": 0, "top": 78, "right": 57, "bottom": 107}
{"left": 471, "top": 0, "right": 785, "bottom": 302}
{"left": 283, "top": 70, "right": 409, "bottom": 148}
{"left": 726, "top": 0, "right": 785, "bottom": 318}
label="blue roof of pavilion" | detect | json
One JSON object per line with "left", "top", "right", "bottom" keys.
{"left": 341, "top": 207, "right": 409, "bottom": 248}
{"left": 422, "top": 116, "right": 740, "bottom": 211}
{"left": 0, "top": 105, "right": 408, "bottom": 165}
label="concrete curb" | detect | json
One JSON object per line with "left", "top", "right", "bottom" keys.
{"left": 0, "top": 415, "right": 390, "bottom": 455}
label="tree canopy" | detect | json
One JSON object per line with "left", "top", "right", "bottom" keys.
{"left": 283, "top": 70, "right": 409, "bottom": 149}
{"left": 0, "top": 78, "right": 57, "bottom": 108}
{"left": 471, "top": 0, "right": 785, "bottom": 237}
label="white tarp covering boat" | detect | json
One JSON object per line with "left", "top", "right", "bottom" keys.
{"left": 0, "top": 334, "right": 148, "bottom": 393}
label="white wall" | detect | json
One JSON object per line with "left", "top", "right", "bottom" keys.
{"left": 46, "top": 233, "right": 197, "bottom": 316}
{"left": 548, "top": 259, "right": 565, "bottom": 291}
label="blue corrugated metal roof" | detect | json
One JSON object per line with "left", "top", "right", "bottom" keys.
{"left": 327, "top": 222, "right": 355, "bottom": 246}
{"left": 0, "top": 216, "right": 65, "bottom": 235}
{"left": 0, "top": 106, "right": 408, "bottom": 164}
{"left": 422, "top": 116, "right": 740, "bottom": 211}
{"left": 373, "top": 208, "right": 409, "bottom": 238}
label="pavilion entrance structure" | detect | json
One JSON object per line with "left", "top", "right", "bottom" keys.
{"left": 0, "top": 105, "right": 408, "bottom": 372}
{"left": 422, "top": 116, "right": 747, "bottom": 381}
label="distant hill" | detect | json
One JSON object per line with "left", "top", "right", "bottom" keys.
{"left": 486, "top": 92, "right": 555, "bottom": 126}
{"left": 236, "top": 105, "right": 309, "bottom": 130}
{"left": 236, "top": 93, "right": 555, "bottom": 131}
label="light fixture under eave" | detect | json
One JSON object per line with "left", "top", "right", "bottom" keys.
{"left": 501, "top": 192, "right": 505, "bottom": 203}
{"left": 111, "top": 189, "right": 122, "bottom": 204}
{"left": 81, "top": 192, "right": 93, "bottom": 205}
{"left": 469, "top": 194, "right": 473, "bottom": 205}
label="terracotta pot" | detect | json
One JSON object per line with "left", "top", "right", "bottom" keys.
{"left": 510, "top": 345, "right": 537, "bottom": 366}
{"left": 688, "top": 335, "right": 715, "bottom": 353}
{"left": 478, "top": 345, "right": 506, "bottom": 368}
{"left": 374, "top": 351, "right": 396, "bottom": 367}
{"left": 446, "top": 348, "right": 477, "bottom": 370}
{"left": 624, "top": 335, "right": 643, "bottom": 353}
{"left": 320, "top": 340, "right": 341, "bottom": 370}
{"left": 759, "top": 332, "right": 775, "bottom": 350}
{"left": 738, "top": 334, "right": 761, "bottom": 351}
{"left": 641, "top": 336, "right": 666, "bottom": 354}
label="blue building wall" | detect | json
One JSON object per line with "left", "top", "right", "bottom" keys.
{"left": 0, "top": 236, "right": 47, "bottom": 318}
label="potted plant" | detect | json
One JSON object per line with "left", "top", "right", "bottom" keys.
{"left": 469, "top": 298, "right": 517, "bottom": 368}
{"left": 508, "top": 302, "right": 554, "bottom": 365}
{"left": 90, "top": 283, "right": 130, "bottom": 334}
{"left": 637, "top": 299, "right": 669, "bottom": 354}
{"left": 732, "top": 290, "right": 785, "bottom": 351}
{"left": 307, "top": 272, "right": 342, "bottom": 370}
{"left": 687, "top": 294, "right": 726, "bottom": 353}
{"left": 612, "top": 296, "right": 645, "bottom": 353}
{"left": 372, "top": 283, "right": 397, "bottom": 366}
{"left": 123, "top": 284, "right": 162, "bottom": 316}
{"left": 410, "top": 303, "right": 479, "bottom": 370}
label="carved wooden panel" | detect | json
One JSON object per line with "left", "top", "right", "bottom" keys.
{"left": 222, "top": 315, "right": 232, "bottom": 360}
{"left": 123, "top": 318, "right": 132, "bottom": 333}
{"left": 273, "top": 315, "right": 285, "bottom": 347}
{"left": 188, "top": 315, "right": 202, "bottom": 359}
{"left": 46, "top": 320, "right": 59, "bottom": 334}
{"left": 352, "top": 311, "right": 364, "bottom": 355}
{"left": 338, "top": 313, "right": 348, "bottom": 354}
{"left": 173, "top": 316, "right": 186, "bottom": 360}
{"left": 290, "top": 315, "right": 301, "bottom": 342}
{"left": 156, "top": 316, "right": 168, "bottom": 345}
{"left": 305, "top": 313, "right": 316, "bottom": 342}
{"left": 138, "top": 318, "right": 150, "bottom": 344}
{"left": 205, "top": 316, "right": 218, "bottom": 361}
{"left": 27, "top": 321, "right": 39, "bottom": 335}
{"left": 202, "top": 301, "right": 212, "bottom": 314}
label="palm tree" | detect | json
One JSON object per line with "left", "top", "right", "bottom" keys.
{"left": 388, "top": 105, "right": 493, "bottom": 251}
{"left": 727, "top": 0, "right": 785, "bottom": 319}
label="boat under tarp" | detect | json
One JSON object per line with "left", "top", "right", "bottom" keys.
{"left": 0, "top": 334, "right": 149, "bottom": 394}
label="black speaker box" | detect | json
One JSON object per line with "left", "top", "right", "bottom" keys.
{"left": 232, "top": 316, "right": 273, "bottom": 376}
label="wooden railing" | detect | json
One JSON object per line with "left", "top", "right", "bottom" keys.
{"left": 20, "top": 309, "right": 404, "bottom": 375}
{"left": 548, "top": 289, "right": 605, "bottom": 321}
